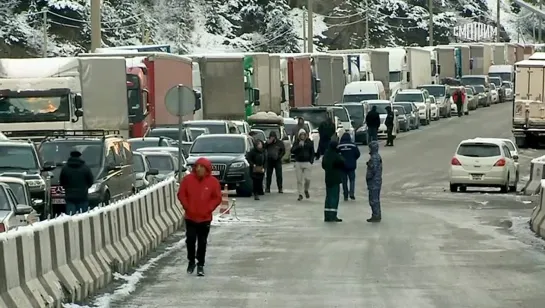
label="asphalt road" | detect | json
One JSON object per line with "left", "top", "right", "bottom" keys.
{"left": 103, "top": 102, "right": 545, "bottom": 308}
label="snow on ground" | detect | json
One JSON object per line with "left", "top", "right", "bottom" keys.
{"left": 509, "top": 215, "right": 545, "bottom": 249}
{"left": 485, "top": 0, "right": 535, "bottom": 42}
{"left": 289, "top": 8, "right": 328, "bottom": 51}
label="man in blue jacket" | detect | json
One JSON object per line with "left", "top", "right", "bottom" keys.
{"left": 366, "top": 141, "right": 382, "bottom": 222}
{"left": 337, "top": 132, "right": 360, "bottom": 201}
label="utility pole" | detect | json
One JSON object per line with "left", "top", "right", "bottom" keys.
{"left": 42, "top": 9, "right": 48, "bottom": 57}
{"left": 307, "top": 0, "right": 313, "bottom": 53}
{"left": 428, "top": 0, "right": 433, "bottom": 46}
{"left": 496, "top": 0, "right": 501, "bottom": 42}
{"left": 302, "top": 7, "right": 307, "bottom": 52}
{"left": 540, "top": 0, "right": 542, "bottom": 42}
{"left": 365, "top": 0, "right": 369, "bottom": 47}
{"left": 91, "top": 0, "right": 101, "bottom": 51}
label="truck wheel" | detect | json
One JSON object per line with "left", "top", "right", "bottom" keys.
{"left": 515, "top": 136, "right": 527, "bottom": 148}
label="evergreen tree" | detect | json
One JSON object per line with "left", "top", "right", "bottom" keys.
{"left": 256, "top": 0, "right": 299, "bottom": 52}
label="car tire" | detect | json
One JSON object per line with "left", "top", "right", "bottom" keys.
{"left": 509, "top": 174, "right": 518, "bottom": 192}
{"left": 450, "top": 184, "right": 458, "bottom": 192}
{"left": 500, "top": 175, "right": 509, "bottom": 193}
{"left": 102, "top": 191, "right": 111, "bottom": 206}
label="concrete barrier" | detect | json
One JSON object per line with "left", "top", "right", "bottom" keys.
{"left": 0, "top": 177, "right": 183, "bottom": 307}
{"left": 522, "top": 155, "right": 545, "bottom": 195}
{"left": 530, "top": 180, "right": 545, "bottom": 238}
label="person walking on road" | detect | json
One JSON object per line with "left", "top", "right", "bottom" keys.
{"left": 59, "top": 150, "right": 94, "bottom": 216}
{"left": 318, "top": 113, "right": 336, "bottom": 157}
{"left": 453, "top": 88, "right": 464, "bottom": 117}
{"left": 177, "top": 157, "right": 222, "bottom": 276}
{"left": 322, "top": 140, "right": 345, "bottom": 222}
{"left": 337, "top": 132, "right": 361, "bottom": 201}
{"left": 385, "top": 106, "right": 395, "bottom": 146}
{"left": 366, "top": 141, "right": 382, "bottom": 222}
{"left": 265, "top": 131, "right": 285, "bottom": 193}
{"left": 291, "top": 129, "right": 314, "bottom": 201}
{"left": 365, "top": 105, "right": 381, "bottom": 143}
{"left": 291, "top": 117, "right": 309, "bottom": 143}
{"left": 247, "top": 139, "right": 267, "bottom": 200}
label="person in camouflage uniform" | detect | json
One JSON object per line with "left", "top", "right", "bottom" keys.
{"left": 366, "top": 141, "right": 382, "bottom": 222}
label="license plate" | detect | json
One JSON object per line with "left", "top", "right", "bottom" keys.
{"left": 52, "top": 198, "right": 66, "bottom": 204}
{"left": 211, "top": 171, "right": 220, "bottom": 176}
{"left": 471, "top": 174, "right": 483, "bottom": 180}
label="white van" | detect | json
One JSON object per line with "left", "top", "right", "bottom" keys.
{"left": 342, "top": 81, "right": 386, "bottom": 103}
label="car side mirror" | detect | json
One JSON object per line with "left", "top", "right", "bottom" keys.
{"left": 42, "top": 161, "right": 56, "bottom": 171}
{"left": 315, "top": 79, "right": 322, "bottom": 94}
{"left": 288, "top": 83, "right": 295, "bottom": 100}
{"left": 147, "top": 168, "right": 159, "bottom": 176}
{"left": 394, "top": 110, "right": 399, "bottom": 116}
{"left": 15, "top": 204, "right": 33, "bottom": 215}
{"left": 74, "top": 95, "right": 83, "bottom": 109}
{"left": 513, "top": 155, "right": 519, "bottom": 162}
{"left": 253, "top": 88, "right": 260, "bottom": 106}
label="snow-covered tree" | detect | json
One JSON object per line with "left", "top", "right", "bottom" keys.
{"left": 255, "top": 0, "right": 300, "bottom": 52}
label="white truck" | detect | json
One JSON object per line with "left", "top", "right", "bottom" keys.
{"left": 422, "top": 47, "right": 440, "bottom": 84}
{"left": 376, "top": 47, "right": 407, "bottom": 95}
{"left": 0, "top": 57, "right": 129, "bottom": 137}
{"left": 512, "top": 59, "right": 545, "bottom": 148}
{"left": 406, "top": 47, "right": 432, "bottom": 89}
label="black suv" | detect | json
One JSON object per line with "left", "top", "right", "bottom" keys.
{"left": 0, "top": 137, "right": 55, "bottom": 217}
{"left": 35, "top": 130, "right": 135, "bottom": 209}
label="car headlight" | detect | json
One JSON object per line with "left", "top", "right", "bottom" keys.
{"left": 88, "top": 183, "right": 100, "bottom": 194}
{"left": 356, "top": 125, "right": 367, "bottom": 132}
{"left": 231, "top": 161, "right": 246, "bottom": 168}
{"left": 26, "top": 179, "right": 45, "bottom": 189}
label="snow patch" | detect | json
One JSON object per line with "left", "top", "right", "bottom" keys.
{"left": 509, "top": 216, "right": 545, "bottom": 249}
{"left": 212, "top": 214, "right": 265, "bottom": 226}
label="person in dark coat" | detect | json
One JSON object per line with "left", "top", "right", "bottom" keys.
{"left": 385, "top": 106, "right": 395, "bottom": 146}
{"left": 337, "top": 132, "right": 361, "bottom": 201}
{"left": 365, "top": 105, "right": 381, "bottom": 143}
{"left": 246, "top": 139, "right": 267, "bottom": 200}
{"left": 318, "top": 113, "right": 336, "bottom": 157}
{"left": 322, "top": 140, "right": 345, "bottom": 222}
{"left": 59, "top": 150, "right": 94, "bottom": 215}
{"left": 366, "top": 141, "right": 382, "bottom": 222}
{"left": 265, "top": 131, "right": 285, "bottom": 193}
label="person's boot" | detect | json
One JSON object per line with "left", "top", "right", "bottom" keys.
{"left": 187, "top": 262, "right": 196, "bottom": 274}
{"left": 344, "top": 196, "right": 348, "bottom": 201}
{"left": 254, "top": 194, "right": 260, "bottom": 200}
{"left": 278, "top": 188, "right": 283, "bottom": 193}
{"left": 197, "top": 265, "right": 205, "bottom": 276}
{"left": 304, "top": 190, "right": 310, "bottom": 199}
{"left": 265, "top": 188, "right": 270, "bottom": 193}
{"left": 297, "top": 195, "right": 303, "bottom": 201}
{"left": 366, "top": 216, "right": 381, "bottom": 222}
{"left": 350, "top": 195, "right": 355, "bottom": 200}
{"left": 333, "top": 217, "right": 343, "bottom": 222}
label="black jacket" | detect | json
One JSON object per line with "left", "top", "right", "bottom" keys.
{"left": 365, "top": 108, "right": 381, "bottom": 129}
{"left": 318, "top": 120, "right": 336, "bottom": 141}
{"left": 246, "top": 148, "right": 266, "bottom": 177}
{"left": 59, "top": 157, "right": 94, "bottom": 203}
{"left": 322, "top": 141, "right": 345, "bottom": 186}
{"left": 291, "top": 139, "right": 315, "bottom": 163}
{"left": 265, "top": 139, "right": 285, "bottom": 161}
{"left": 385, "top": 110, "right": 394, "bottom": 127}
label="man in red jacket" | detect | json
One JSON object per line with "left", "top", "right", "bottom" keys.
{"left": 178, "top": 157, "right": 222, "bottom": 276}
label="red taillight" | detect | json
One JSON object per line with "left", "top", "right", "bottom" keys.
{"left": 0, "top": 223, "right": 5, "bottom": 233}
{"left": 451, "top": 157, "right": 461, "bottom": 165}
{"left": 494, "top": 158, "right": 506, "bottom": 167}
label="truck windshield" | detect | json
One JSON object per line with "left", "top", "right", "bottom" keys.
{"left": 489, "top": 78, "right": 502, "bottom": 86}
{"left": 343, "top": 94, "right": 378, "bottom": 103}
{"left": 39, "top": 141, "right": 102, "bottom": 176}
{"left": 417, "top": 86, "right": 446, "bottom": 98}
{"left": 127, "top": 74, "right": 143, "bottom": 123}
{"left": 289, "top": 110, "right": 327, "bottom": 127}
{"left": 489, "top": 72, "right": 512, "bottom": 82}
{"left": 461, "top": 77, "right": 486, "bottom": 86}
{"left": 190, "top": 137, "right": 245, "bottom": 154}
{"left": 0, "top": 94, "right": 70, "bottom": 123}
{"left": 389, "top": 71, "right": 402, "bottom": 82}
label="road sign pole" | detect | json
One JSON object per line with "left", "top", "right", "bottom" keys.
{"left": 177, "top": 85, "right": 184, "bottom": 182}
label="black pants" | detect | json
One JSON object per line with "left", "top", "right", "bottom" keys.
{"left": 185, "top": 219, "right": 211, "bottom": 267}
{"left": 266, "top": 159, "right": 283, "bottom": 190}
{"left": 252, "top": 173, "right": 264, "bottom": 196}
{"left": 456, "top": 102, "right": 463, "bottom": 117}
{"left": 386, "top": 126, "right": 394, "bottom": 145}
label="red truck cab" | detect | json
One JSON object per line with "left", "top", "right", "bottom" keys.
{"left": 126, "top": 61, "right": 151, "bottom": 137}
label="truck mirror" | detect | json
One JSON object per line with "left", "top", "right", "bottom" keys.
{"left": 288, "top": 83, "right": 295, "bottom": 100}
{"left": 193, "top": 90, "right": 202, "bottom": 111}
{"left": 75, "top": 109, "right": 83, "bottom": 117}
{"left": 437, "top": 65, "right": 441, "bottom": 75}
{"left": 253, "top": 88, "right": 260, "bottom": 106}
{"left": 74, "top": 95, "right": 82, "bottom": 109}
{"left": 315, "top": 79, "right": 321, "bottom": 94}
{"left": 407, "top": 72, "right": 411, "bottom": 82}
{"left": 469, "top": 58, "right": 474, "bottom": 70}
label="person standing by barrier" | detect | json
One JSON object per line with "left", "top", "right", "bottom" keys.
{"left": 318, "top": 114, "right": 336, "bottom": 157}
{"left": 322, "top": 140, "right": 345, "bottom": 222}
{"left": 365, "top": 105, "right": 380, "bottom": 143}
{"left": 265, "top": 131, "right": 285, "bottom": 193}
{"left": 291, "top": 129, "right": 314, "bottom": 201}
{"left": 385, "top": 106, "right": 395, "bottom": 146}
{"left": 366, "top": 141, "right": 382, "bottom": 222}
{"left": 59, "top": 150, "right": 94, "bottom": 215}
{"left": 178, "top": 157, "right": 222, "bottom": 276}
{"left": 247, "top": 139, "right": 267, "bottom": 200}
{"left": 337, "top": 132, "right": 360, "bottom": 201}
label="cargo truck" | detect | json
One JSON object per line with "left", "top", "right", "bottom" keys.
{"left": 0, "top": 57, "right": 129, "bottom": 137}
{"left": 244, "top": 53, "right": 269, "bottom": 115}
{"left": 468, "top": 44, "right": 493, "bottom": 75}
{"left": 506, "top": 44, "right": 517, "bottom": 65}
{"left": 326, "top": 49, "right": 380, "bottom": 83}
{"left": 269, "top": 55, "right": 283, "bottom": 115}
{"left": 515, "top": 44, "right": 525, "bottom": 62}
{"left": 446, "top": 44, "right": 470, "bottom": 76}
{"left": 435, "top": 47, "right": 456, "bottom": 80}
{"left": 312, "top": 53, "right": 345, "bottom": 105}
{"left": 422, "top": 47, "right": 440, "bottom": 84}
{"left": 406, "top": 47, "right": 432, "bottom": 89}
{"left": 512, "top": 59, "right": 545, "bottom": 148}
{"left": 491, "top": 43, "right": 507, "bottom": 65}
{"left": 280, "top": 54, "right": 316, "bottom": 109}
{"left": 324, "top": 51, "right": 362, "bottom": 83}
{"left": 376, "top": 47, "right": 407, "bottom": 96}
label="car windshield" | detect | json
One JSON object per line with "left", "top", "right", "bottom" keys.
{"left": 0, "top": 188, "right": 9, "bottom": 210}
{"left": 0, "top": 145, "right": 39, "bottom": 170}
{"left": 5, "top": 182, "right": 26, "bottom": 204}
{"left": 129, "top": 139, "right": 164, "bottom": 151}
{"left": 133, "top": 154, "right": 145, "bottom": 172}
{"left": 343, "top": 94, "right": 378, "bottom": 103}
{"left": 465, "top": 88, "right": 474, "bottom": 95}
{"left": 417, "top": 86, "right": 446, "bottom": 97}
{"left": 489, "top": 78, "right": 502, "bottom": 86}
{"left": 368, "top": 104, "right": 388, "bottom": 114}
{"left": 394, "top": 93, "right": 424, "bottom": 103}
{"left": 473, "top": 86, "right": 486, "bottom": 94}
{"left": 185, "top": 123, "right": 226, "bottom": 134}
{"left": 190, "top": 129, "right": 207, "bottom": 139}
{"left": 333, "top": 108, "right": 349, "bottom": 122}
{"left": 39, "top": 141, "right": 102, "bottom": 168}
{"left": 461, "top": 76, "right": 486, "bottom": 86}
{"left": 502, "top": 82, "right": 512, "bottom": 89}
{"left": 393, "top": 106, "right": 405, "bottom": 114}
{"left": 489, "top": 72, "right": 512, "bottom": 82}
{"left": 190, "top": 137, "right": 245, "bottom": 154}
{"left": 250, "top": 131, "right": 266, "bottom": 142}
{"left": 146, "top": 155, "right": 174, "bottom": 173}
{"left": 342, "top": 105, "right": 364, "bottom": 125}
{"left": 289, "top": 110, "right": 327, "bottom": 127}
{"left": 457, "top": 143, "right": 501, "bottom": 157}
{"left": 147, "top": 128, "right": 188, "bottom": 142}
{"left": 252, "top": 125, "right": 281, "bottom": 139}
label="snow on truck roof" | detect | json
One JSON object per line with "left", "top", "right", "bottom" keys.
{"left": 515, "top": 59, "right": 545, "bottom": 66}
{"left": 0, "top": 57, "right": 80, "bottom": 78}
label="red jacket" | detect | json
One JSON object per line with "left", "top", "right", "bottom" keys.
{"left": 177, "top": 157, "right": 222, "bottom": 222}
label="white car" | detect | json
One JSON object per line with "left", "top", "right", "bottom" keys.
{"left": 393, "top": 89, "right": 430, "bottom": 125}
{"left": 489, "top": 84, "right": 500, "bottom": 104}
{"left": 472, "top": 137, "right": 520, "bottom": 180}
{"left": 449, "top": 139, "right": 518, "bottom": 193}
{"left": 502, "top": 81, "right": 514, "bottom": 101}
{"left": 429, "top": 95, "right": 440, "bottom": 121}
